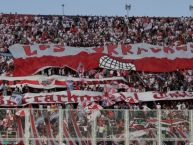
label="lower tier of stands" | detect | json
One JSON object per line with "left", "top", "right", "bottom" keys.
{"left": 0, "top": 108, "right": 192, "bottom": 145}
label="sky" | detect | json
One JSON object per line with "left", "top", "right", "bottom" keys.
{"left": 0, "top": 0, "right": 192, "bottom": 17}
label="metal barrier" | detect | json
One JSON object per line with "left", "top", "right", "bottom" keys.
{"left": 0, "top": 109, "right": 192, "bottom": 145}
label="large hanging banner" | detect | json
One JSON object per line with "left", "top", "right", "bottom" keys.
{"left": 1, "top": 91, "right": 192, "bottom": 106}
{"left": 9, "top": 43, "right": 193, "bottom": 76}
{"left": 0, "top": 75, "right": 126, "bottom": 89}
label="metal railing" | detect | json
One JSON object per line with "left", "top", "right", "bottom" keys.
{"left": 0, "top": 109, "right": 192, "bottom": 145}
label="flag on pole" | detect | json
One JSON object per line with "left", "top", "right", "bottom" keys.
{"left": 15, "top": 109, "right": 25, "bottom": 117}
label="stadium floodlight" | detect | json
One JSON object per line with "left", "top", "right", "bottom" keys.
{"left": 125, "top": 4, "right": 131, "bottom": 17}
{"left": 190, "top": 5, "right": 193, "bottom": 17}
{"left": 61, "top": 4, "right": 65, "bottom": 15}
{"left": 189, "top": 5, "right": 193, "bottom": 10}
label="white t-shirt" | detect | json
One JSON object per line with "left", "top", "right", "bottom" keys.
{"left": 156, "top": 104, "right": 161, "bottom": 109}
{"left": 99, "top": 126, "right": 105, "bottom": 133}
{"left": 181, "top": 103, "right": 186, "bottom": 110}
{"left": 177, "top": 104, "right": 181, "bottom": 110}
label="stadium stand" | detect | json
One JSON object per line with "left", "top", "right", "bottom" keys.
{"left": 0, "top": 13, "right": 192, "bottom": 145}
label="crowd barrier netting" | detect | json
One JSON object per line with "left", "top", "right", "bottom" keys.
{"left": 0, "top": 109, "right": 193, "bottom": 145}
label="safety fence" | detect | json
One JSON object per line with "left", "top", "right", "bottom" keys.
{"left": 0, "top": 109, "right": 192, "bottom": 145}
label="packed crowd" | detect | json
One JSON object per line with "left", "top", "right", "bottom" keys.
{"left": 0, "top": 66, "right": 192, "bottom": 113}
{"left": 0, "top": 14, "right": 192, "bottom": 96}
{"left": 0, "top": 13, "right": 192, "bottom": 144}
{"left": 1, "top": 67, "right": 192, "bottom": 94}
{"left": 0, "top": 14, "right": 193, "bottom": 51}
{"left": 0, "top": 106, "right": 191, "bottom": 145}
{"left": 0, "top": 55, "right": 13, "bottom": 75}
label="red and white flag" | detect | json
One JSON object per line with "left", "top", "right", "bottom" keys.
{"left": 8, "top": 43, "right": 193, "bottom": 76}
{"left": 15, "top": 109, "right": 25, "bottom": 117}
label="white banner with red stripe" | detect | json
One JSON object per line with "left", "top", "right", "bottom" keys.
{"left": 8, "top": 43, "right": 193, "bottom": 76}
{"left": 0, "top": 91, "right": 192, "bottom": 106}
{"left": 9, "top": 43, "right": 193, "bottom": 59}
{"left": 0, "top": 75, "right": 126, "bottom": 89}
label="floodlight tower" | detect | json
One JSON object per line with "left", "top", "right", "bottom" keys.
{"left": 61, "top": 4, "right": 65, "bottom": 15}
{"left": 125, "top": 3, "right": 131, "bottom": 17}
{"left": 189, "top": 5, "right": 193, "bottom": 17}
{"left": 190, "top": 5, "right": 193, "bottom": 17}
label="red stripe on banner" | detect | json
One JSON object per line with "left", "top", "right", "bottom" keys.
{"left": 29, "top": 107, "right": 41, "bottom": 145}
{"left": 70, "top": 109, "right": 91, "bottom": 145}
{"left": 37, "top": 110, "right": 56, "bottom": 145}
{"left": 5, "top": 80, "right": 40, "bottom": 86}
{"left": 17, "top": 118, "right": 24, "bottom": 144}
{"left": 13, "top": 52, "right": 100, "bottom": 76}
{"left": 20, "top": 80, "right": 40, "bottom": 85}
{"left": 63, "top": 119, "right": 75, "bottom": 145}
{"left": 133, "top": 57, "right": 193, "bottom": 72}
{"left": 8, "top": 81, "right": 14, "bottom": 85}
{"left": 47, "top": 118, "right": 56, "bottom": 145}
{"left": 12, "top": 52, "right": 193, "bottom": 76}
{"left": 55, "top": 80, "right": 67, "bottom": 86}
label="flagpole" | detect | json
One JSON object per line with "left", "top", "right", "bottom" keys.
{"left": 125, "top": 110, "right": 129, "bottom": 145}
{"left": 158, "top": 109, "right": 161, "bottom": 145}
{"left": 190, "top": 110, "right": 193, "bottom": 144}
{"left": 24, "top": 108, "right": 30, "bottom": 145}
{"left": 92, "top": 111, "right": 97, "bottom": 145}
{"left": 59, "top": 108, "right": 64, "bottom": 145}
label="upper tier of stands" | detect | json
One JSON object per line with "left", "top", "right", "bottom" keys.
{"left": 0, "top": 13, "right": 193, "bottom": 52}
